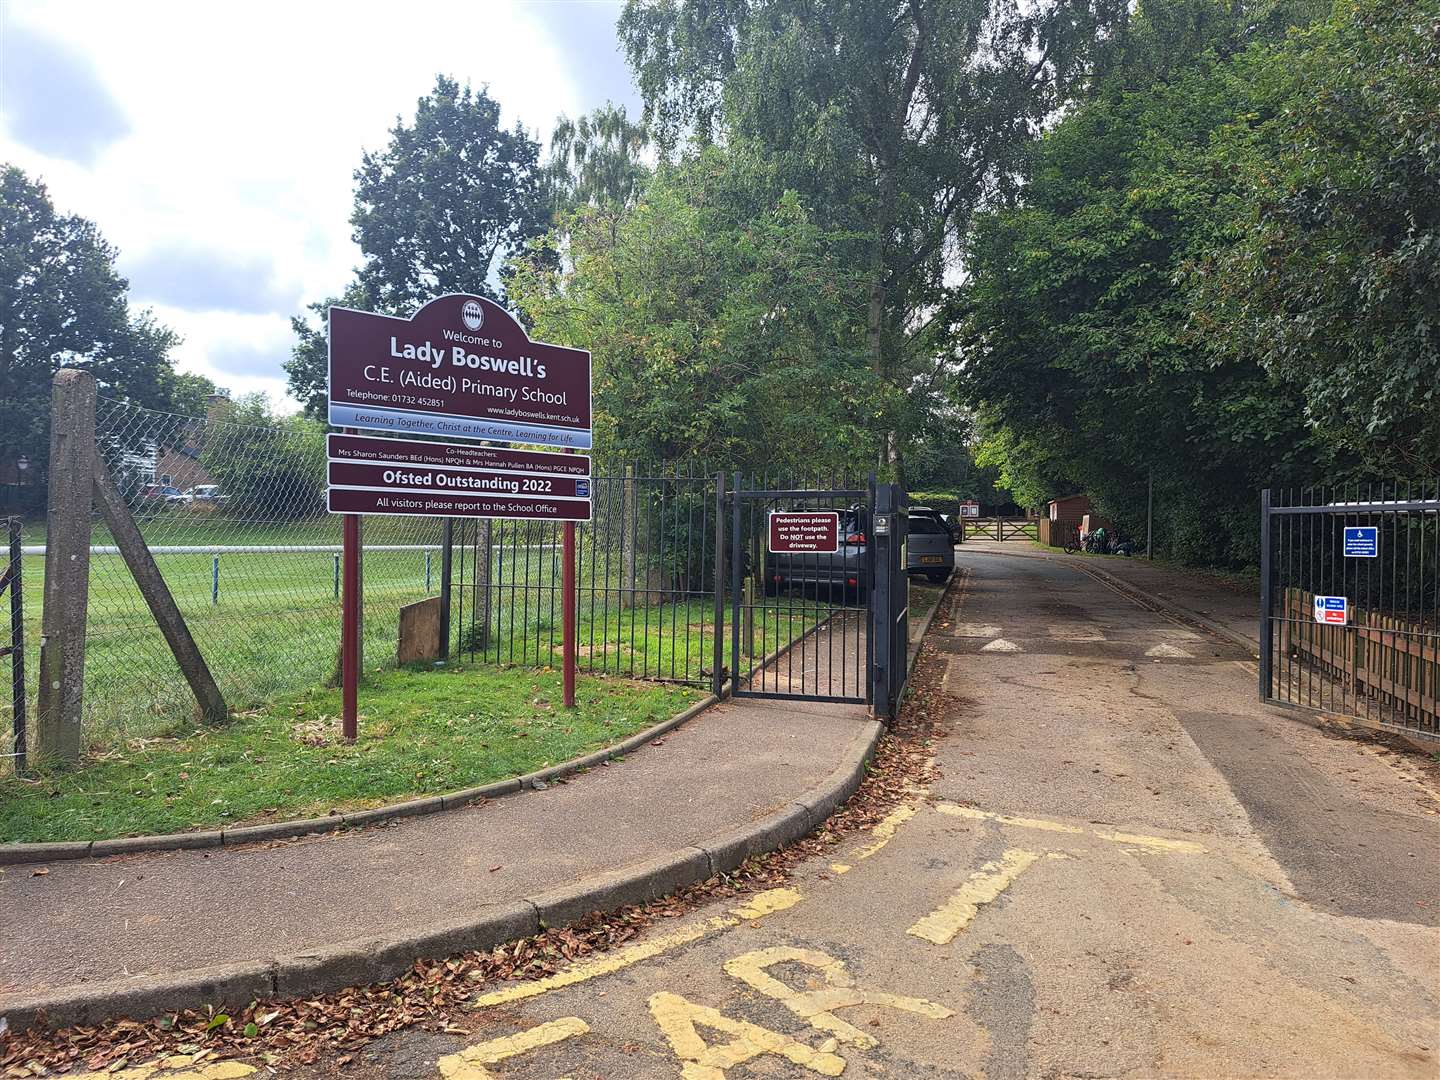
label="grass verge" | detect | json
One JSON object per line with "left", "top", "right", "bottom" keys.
{"left": 0, "top": 664, "right": 701, "bottom": 844}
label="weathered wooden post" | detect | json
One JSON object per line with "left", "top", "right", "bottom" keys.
{"left": 35, "top": 369, "right": 96, "bottom": 763}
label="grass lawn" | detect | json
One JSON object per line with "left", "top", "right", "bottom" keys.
{"left": 0, "top": 663, "right": 701, "bottom": 844}
{"left": 5, "top": 515, "right": 833, "bottom": 762}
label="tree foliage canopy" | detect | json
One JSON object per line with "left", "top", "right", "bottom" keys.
{"left": 287, "top": 77, "right": 552, "bottom": 416}
{"left": 1, "top": 165, "right": 180, "bottom": 479}
{"left": 956, "top": 0, "right": 1436, "bottom": 566}
{"left": 619, "top": 0, "right": 1128, "bottom": 480}
{"left": 509, "top": 151, "right": 880, "bottom": 473}
{"left": 1189, "top": 0, "right": 1440, "bottom": 474}
{"left": 351, "top": 76, "right": 549, "bottom": 312}
{"left": 544, "top": 103, "right": 651, "bottom": 213}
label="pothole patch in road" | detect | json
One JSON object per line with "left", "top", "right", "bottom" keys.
{"left": 980, "top": 638, "right": 1024, "bottom": 653}
{"left": 1144, "top": 643, "right": 1194, "bottom": 658}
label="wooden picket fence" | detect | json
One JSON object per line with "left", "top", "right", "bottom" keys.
{"left": 1281, "top": 588, "right": 1439, "bottom": 734}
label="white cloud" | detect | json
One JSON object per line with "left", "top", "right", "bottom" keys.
{"left": 1, "top": 0, "right": 626, "bottom": 410}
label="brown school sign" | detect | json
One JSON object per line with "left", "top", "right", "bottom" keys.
{"left": 328, "top": 294, "right": 592, "bottom": 449}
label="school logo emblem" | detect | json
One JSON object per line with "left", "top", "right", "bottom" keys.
{"left": 461, "top": 299, "right": 484, "bottom": 332}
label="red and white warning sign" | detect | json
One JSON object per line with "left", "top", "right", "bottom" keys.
{"left": 1313, "top": 595, "right": 1348, "bottom": 625}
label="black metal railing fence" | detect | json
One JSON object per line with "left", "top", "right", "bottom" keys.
{"left": 1261, "top": 481, "right": 1439, "bottom": 738}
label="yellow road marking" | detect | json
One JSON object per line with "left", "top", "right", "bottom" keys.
{"left": 936, "top": 803, "right": 1083, "bottom": 835}
{"left": 907, "top": 848, "right": 1050, "bottom": 945}
{"left": 730, "top": 887, "right": 802, "bottom": 919}
{"left": 471, "top": 888, "right": 801, "bottom": 1009}
{"left": 1092, "top": 828, "right": 1207, "bottom": 854}
{"left": 828, "top": 862, "right": 852, "bottom": 875}
{"left": 850, "top": 803, "right": 917, "bottom": 861}
{"left": 438, "top": 1017, "right": 589, "bottom": 1080}
{"left": 68, "top": 1060, "right": 256, "bottom": 1080}
{"left": 936, "top": 802, "right": 1207, "bottom": 853}
{"left": 724, "top": 946, "right": 952, "bottom": 1049}
{"left": 648, "top": 991, "right": 845, "bottom": 1079}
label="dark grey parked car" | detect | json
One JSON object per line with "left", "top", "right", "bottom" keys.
{"left": 906, "top": 513, "right": 955, "bottom": 582}
{"left": 910, "top": 504, "right": 960, "bottom": 543}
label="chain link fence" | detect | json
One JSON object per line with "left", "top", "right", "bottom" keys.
{"left": 8, "top": 398, "right": 440, "bottom": 751}
{"left": 4, "top": 395, "right": 853, "bottom": 765}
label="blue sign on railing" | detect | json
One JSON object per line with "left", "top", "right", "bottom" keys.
{"left": 1343, "top": 526, "right": 1379, "bottom": 558}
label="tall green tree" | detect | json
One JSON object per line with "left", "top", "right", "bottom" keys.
{"left": 619, "top": 0, "right": 1126, "bottom": 480}
{"left": 956, "top": 0, "right": 1344, "bottom": 566}
{"left": 200, "top": 393, "right": 327, "bottom": 520}
{"left": 0, "top": 165, "right": 179, "bottom": 483}
{"left": 351, "top": 76, "right": 549, "bottom": 311}
{"left": 1190, "top": 0, "right": 1440, "bottom": 474}
{"left": 509, "top": 150, "right": 878, "bottom": 473}
{"left": 545, "top": 103, "right": 650, "bottom": 213}
{"left": 287, "top": 77, "right": 550, "bottom": 413}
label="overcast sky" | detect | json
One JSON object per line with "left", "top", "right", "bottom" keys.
{"left": 0, "top": 0, "right": 639, "bottom": 410}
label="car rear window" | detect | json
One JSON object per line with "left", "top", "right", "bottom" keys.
{"left": 911, "top": 517, "right": 948, "bottom": 535}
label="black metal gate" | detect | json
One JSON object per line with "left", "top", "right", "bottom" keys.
{"left": 1260, "top": 483, "right": 1439, "bottom": 740}
{"left": 724, "top": 478, "right": 910, "bottom": 713}
{"left": 729, "top": 480, "right": 872, "bottom": 704}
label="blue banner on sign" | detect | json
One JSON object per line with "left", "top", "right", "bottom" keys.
{"left": 1343, "top": 526, "right": 1379, "bottom": 558}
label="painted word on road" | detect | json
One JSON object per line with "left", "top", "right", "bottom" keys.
{"left": 328, "top": 294, "right": 592, "bottom": 449}
{"left": 1343, "top": 526, "right": 1379, "bottom": 558}
{"left": 769, "top": 511, "right": 841, "bottom": 553}
{"left": 326, "top": 433, "right": 591, "bottom": 521}
{"left": 1314, "top": 594, "right": 1349, "bottom": 625}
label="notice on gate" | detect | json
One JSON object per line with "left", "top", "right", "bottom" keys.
{"left": 327, "top": 433, "right": 591, "bottom": 521}
{"left": 959, "top": 501, "right": 981, "bottom": 518}
{"left": 328, "top": 294, "right": 592, "bottom": 449}
{"left": 768, "top": 511, "right": 840, "bottom": 554}
{"left": 1313, "top": 595, "right": 1348, "bottom": 625}
{"left": 1343, "top": 526, "right": 1379, "bottom": 558}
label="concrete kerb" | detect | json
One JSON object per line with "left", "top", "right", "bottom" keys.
{"left": 1, "top": 718, "right": 887, "bottom": 1034}
{"left": 0, "top": 695, "right": 719, "bottom": 867}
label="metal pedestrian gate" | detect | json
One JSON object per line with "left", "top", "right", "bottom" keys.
{"left": 1260, "top": 483, "right": 1439, "bottom": 740}
{"left": 724, "top": 477, "right": 909, "bottom": 715}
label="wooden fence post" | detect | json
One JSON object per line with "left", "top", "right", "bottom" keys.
{"left": 35, "top": 369, "right": 96, "bottom": 763}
